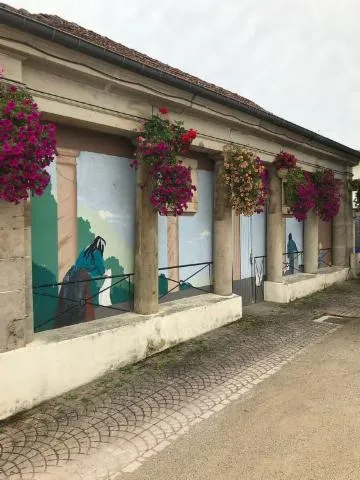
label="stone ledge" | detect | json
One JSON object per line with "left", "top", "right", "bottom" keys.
{"left": 0, "top": 293, "right": 242, "bottom": 420}
{"left": 264, "top": 267, "right": 349, "bottom": 303}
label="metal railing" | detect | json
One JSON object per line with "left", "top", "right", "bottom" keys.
{"left": 318, "top": 248, "right": 332, "bottom": 268}
{"left": 33, "top": 272, "right": 134, "bottom": 332}
{"left": 158, "top": 262, "right": 213, "bottom": 301}
{"left": 252, "top": 255, "right": 266, "bottom": 303}
{"left": 282, "top": 251, "right": 304, "bottom": 276}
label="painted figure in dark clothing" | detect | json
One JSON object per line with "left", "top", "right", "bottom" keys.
{"left": 55, "top": 236, "right": 106, "bottom": 329}
{"left": 287, "top": 233, "right": 298, "bottom": 275}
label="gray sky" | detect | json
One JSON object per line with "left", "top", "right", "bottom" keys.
{"left": 5, "top": 0, "right": 360, "bottom": 149}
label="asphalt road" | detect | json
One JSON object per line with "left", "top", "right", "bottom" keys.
{"left": 125, "top": 319, "right": 360, "bottom": 480}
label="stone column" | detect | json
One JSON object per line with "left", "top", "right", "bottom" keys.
{"left": 0, "top": 200, "right": 33, "bottom": 352}
{"left": 56, "top": 149, "right": 79, "bottom": 281}
{"left": 304, "top": 210, "right": 319, "bottom": 273}
{"left": 213, "top": 155, "right": 233, "bottom": 296}
{"left": 333, "top": 179, "right": 352, "bottom": 267}
{"left": 134, "top": 164, "right": 159, "bottom": 314}
{"left": 266, "top": 166, "right": 283, "bottom": 282}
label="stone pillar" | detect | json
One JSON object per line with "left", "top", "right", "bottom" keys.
{"left": 134, "top": 164, "right": 159, "bottom": 314}
{"left": 56, "top": 149, "right": 79, "bottom": 281}
{"left": 333, "top": 179, "right": 352, "bottom": 267}
{"left": 0, "top": 200, "right": 33, "bottom": 352}
{"left": 266, "top": 166, "right": 283, "bottom": 282}
{"left": 167, "top": 216, "right": 179, "bottom": 292}
{"left": 304, "top": 210, "right": 319, "bottom": 273}
{"left": 213, "top": 156, "right": 233, "bottom": 296}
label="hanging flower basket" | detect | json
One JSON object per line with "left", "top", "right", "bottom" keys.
{"left": 223, "top": 145, "right": 269, "bottom": 216}
{"left": 149, "top": 162, "right": 196, "bottom": 216}
{"left": 277, "top": 167, "right": 288, "bottom": 179}
{"left": 0, "top": 82, "right": 57, "bottom": 203}
{"left": 131, "top": 107, "right": 197, "bottom": 216}
{"left": 312, "top": 168, "right": 341, "bottom": 222}
{"left": 285, "top": 167, "right": 341, "bottom": 222}
{"left": 273, "top": 151, "right": 298, "bottom": 179}
{"left": 285, "top": 168, "right": 316, "bottom": 221}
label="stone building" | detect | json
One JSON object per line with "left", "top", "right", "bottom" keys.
{"left": 0, "top": 3, "right": 358, "bottom": 419}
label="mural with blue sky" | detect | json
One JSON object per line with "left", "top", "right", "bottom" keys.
{"left": 178, "top": 170, "right": 214, "bottom": 288}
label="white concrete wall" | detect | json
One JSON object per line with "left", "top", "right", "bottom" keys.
{"left": 264, "top": 267, "right": 349, "bottom": 303}
{"left": 0, "top": 293, "right": 242, "bottom": 420}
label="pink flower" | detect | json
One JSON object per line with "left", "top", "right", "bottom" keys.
{"left": 4, "top": 100, "right": 16, "bottom": 114}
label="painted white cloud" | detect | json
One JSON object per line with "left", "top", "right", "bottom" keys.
{"left": 200, "top": 230, "right": 211, "bottom": 239}
{"left": 98, "top": 209, "right": 119, "bottom": 221}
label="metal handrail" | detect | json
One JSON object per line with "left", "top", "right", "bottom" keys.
{"left": 318, "top": 248, "right": 332, "bottom": 268}
{"left": 282, "top": 250, "right": 304, "bottom": 275}
{"left": 33, "top": 273, "right": 134, "bottom": 332}
{"left": 158, "top": 262, "right": 213, "bottom": 300}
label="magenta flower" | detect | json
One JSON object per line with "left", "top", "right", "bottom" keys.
{"left": 0, "top": 83, "right": 57, "bottom": 203}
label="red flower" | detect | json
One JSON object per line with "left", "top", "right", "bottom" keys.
{"left": 187, "top": 129, "right": 197, "bottom": 140}
{"left": 159, "top": 107, "right": 169, "bottom": 115}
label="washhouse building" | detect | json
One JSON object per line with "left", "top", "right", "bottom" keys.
{"left": 0, "top": 3, "right": 359, "bottom": 419}
{"left": 353, "top": 164, "right": 360, "bottom": 253}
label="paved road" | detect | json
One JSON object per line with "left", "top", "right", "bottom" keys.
{"left": 126, "top": 318, "right": 360, "bottom": 480}
{"left": 0, "top": 281, "right": 359, "bottom": 480}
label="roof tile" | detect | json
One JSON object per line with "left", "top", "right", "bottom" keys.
{"left": 0, "top": 2, "right": 264, "bottom": 112}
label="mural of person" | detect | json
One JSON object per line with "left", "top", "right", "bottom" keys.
{"left": 55, "top": 236, "right": 106, "bottom": 329}
{"left": 287, "top": 233, "right": 298, "bottom": 275}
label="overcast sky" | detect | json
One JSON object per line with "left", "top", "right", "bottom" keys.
{"left": 4, "top": 0, "right": 360, "bottom": 149}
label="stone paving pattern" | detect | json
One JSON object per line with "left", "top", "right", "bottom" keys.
{"left": 1, "top": 281, "right": 359, "bottom": 480}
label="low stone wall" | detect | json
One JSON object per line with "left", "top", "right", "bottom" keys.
{"left": 0, "top": 293, "right": 242, "bottom": 420}
{"left": 264, "top": 267, "right": 349, "bottom": 303}
{"left": 0, "top": 200, "right": 33, "bottom": 352}
{"left": 350, "top": 253, "right": 360, "bottom": 279}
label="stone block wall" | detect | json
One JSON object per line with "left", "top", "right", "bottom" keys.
{"left": 0, "top": 200, "right": 33, "bottom": 352}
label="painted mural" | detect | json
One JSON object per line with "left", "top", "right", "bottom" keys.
{"left": 31, "top": 152, "right": 136, "bottom": 332}
{"left": 178, "top": 170, "right": 214, "bottom": 290}
{"left": 31, "top": 160, "right": 58, "bottom": 332}
{"left": 158, "top": 214, "right": 169, "bottom": 295}
{"left": 240, "top": 210, "right": 266, "bottom": 281}
{"left": 284, "top": 217, "right": 304, "bottom": 275}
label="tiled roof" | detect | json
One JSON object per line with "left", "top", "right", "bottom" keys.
{"left": 1, "top": 2, "right": 360, "bottom": 161}
{"left": 0, "top": 2, "right": 264, "bottom": 112}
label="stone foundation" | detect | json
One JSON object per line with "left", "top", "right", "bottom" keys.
{"left": 0, "top": 200, "right": 33, "bottom": 352}
{"left": 264, "top": 267, "right": 349, "bottom": 303}
{"left": 0, "top": 293, "right": 242, "bottom": 420}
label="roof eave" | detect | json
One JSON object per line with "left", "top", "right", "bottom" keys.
{"left": 1, "top": 5, "right": 359, "bottom": 166}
